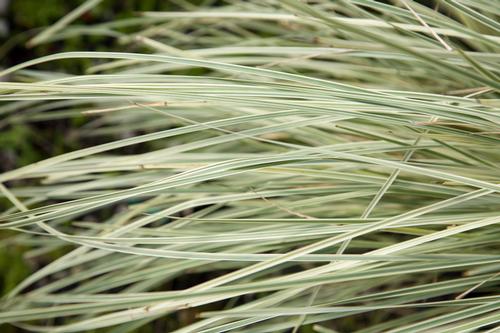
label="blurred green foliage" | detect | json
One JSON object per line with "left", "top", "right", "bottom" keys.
{"left": 7, "top": 0, "right": 180, "bottom": 70}
{"left": 0, "top": 124, "right": 43, "bottom": 169}
{"left": 0, "top": 242, "right": 30, "bottom": 294}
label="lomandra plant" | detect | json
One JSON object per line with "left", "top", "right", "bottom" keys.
{"left": 0, "top": 0, "right": 499, "bottom": 332}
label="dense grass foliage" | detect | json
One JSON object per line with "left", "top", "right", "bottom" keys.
{"left": 0, "top": 0, "right": 499, "bottom": 332}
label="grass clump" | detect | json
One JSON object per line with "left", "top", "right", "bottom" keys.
{"left": 0, "top": 0, "right": 499, "bottom": 332}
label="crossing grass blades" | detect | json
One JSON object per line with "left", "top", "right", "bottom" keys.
{"left": 0, "top": 0, "right": 499, "bottom": 332}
